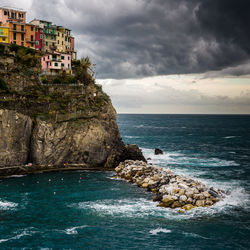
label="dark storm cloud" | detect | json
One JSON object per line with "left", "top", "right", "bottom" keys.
{"left": 29, "top": 0, "right": 250, "bottom": 78}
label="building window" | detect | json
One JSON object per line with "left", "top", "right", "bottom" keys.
{"left": 52, "top": 42, "right": 55, "bottom": 46}
{"left": 46, "top": 41, "right": 48, "bottom": 46}
{"left": 3, "top": 38, "right": 5, "bottom": 42}
{"left": 48, "top": 56, "right": 49, "bottom": 59}
{"left": 55, "top": 63, "right": 58, "bottom": 66}
{"left": 50, "top": 62, "right": 51, "bottom": 66}
{"left": 68, "top": 56, "right": 70, "bottom": 60}
{"left": 21, "top": 42, "right": 24, "bottom": 46}
{"left": 21, "top": 25, "right": 24, "bottom": 31}
{"left": 57, "top": 40, "right": 59, "bottom": 44}
{"left": 61, "top": 63, "right": 64, "bottom": 67}
{"left": 36, "top": 41, "right": 39, "bottom": 45}
{"left": 13, "top": 33, "right": 16, "bottom": 40}
{"left": 36, "top": 28, "right": 38, "bottom": 32}
{"left": 62, "top": 41, "right": 63, "bottom": 45}
{"left": 13, "top": 41, "right": 16, "bottom": 44}
{"left": 13, "top": 24, "right": 16, "bottom": 30}
{"left": 43, "top": 57, "right": 45, "bottom": 61}
{"left": 21, "top": 33, "right": 24, "bottom": 41}
{"left": 31, "top": 35, "right": 33, "bottom": 41}
{"left": 46, "top": 35, "right": 48, "bottom": 39}
{"left": 31, "top": 26, "right": 34, "bottom": 31}
{"left": 40, "top": 34, "right": 43, "bottom": 39}
{"left": 61, "top": 56, "right": 64, "bottom": 59}
{"left": 4, "top": 11, "right": 8, "bottom": 15}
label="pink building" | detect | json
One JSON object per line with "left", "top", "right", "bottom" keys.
{"left": 41, "top": 52, "right": 72, "bottom": 74}
{"left": 0, "top": 7, "right": 26, "bottom": 24}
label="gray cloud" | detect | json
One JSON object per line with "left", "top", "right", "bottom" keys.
{"left": 28, "top": 0, "right": 250, "bottom": 79}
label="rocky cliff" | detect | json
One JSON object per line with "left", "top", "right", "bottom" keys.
{"left": 0, "top": 44, "right": 145, "bottom": 170}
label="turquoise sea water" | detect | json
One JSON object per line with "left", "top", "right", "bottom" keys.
{"left": 0, "top": 114, "right": 249, "bottom": 249}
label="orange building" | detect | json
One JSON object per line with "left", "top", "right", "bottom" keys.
{"left": 25, "top": 23, "right": 36, "bottom": 48}
{"left": 8, "top": 22, "right": 35, "bottom": 48}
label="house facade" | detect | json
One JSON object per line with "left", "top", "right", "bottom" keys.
{"left": 0, "top": 22, "right": 9, "bottom": 43}
{"left": 1, "top": 7, "right": 77, "bottom": 75}
{"left": 35, "top": 26, "right": 43, "bottom": 50}
{"left": 0, "top": 7, "right": 26, "bottom": 24}
{"left": 41, "top": 52, "right": 72, "bottom": 74}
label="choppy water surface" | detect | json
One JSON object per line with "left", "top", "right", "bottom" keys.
{"left": 0, "top": 114, "right": 249, "bottom": 249}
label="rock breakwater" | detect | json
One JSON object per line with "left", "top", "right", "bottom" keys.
{"left": 115, "top": 160, "right": 229, "bottom": 211}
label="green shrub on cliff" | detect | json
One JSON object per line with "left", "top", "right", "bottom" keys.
{"left": 0, "top": 44, "right": 5, "bottom": 54}
{"left": 0, "top": 78, "right": 8, "bottom": 91}
{"left": 72, "top": 57, "right": 95, "bottom": 85}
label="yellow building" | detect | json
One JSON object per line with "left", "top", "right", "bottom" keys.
{"left": 56, "top": 26, "right": 66, "bottom": 53}
{"left": 0, "top": 22, "right": 9, "bottom": 43}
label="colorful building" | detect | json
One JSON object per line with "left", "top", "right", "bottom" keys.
{"left": 8, "top": 21, "right": 26, "bottom": 46}
{"left": 35, "top": 26, "right": 43, "bottom": 50}
{"left": 25, "top": 23, "right": 36, "bottom": 48}
{"left": 41, "top": 52, "right": 72, "bottom": 74}
{"left": 30, "top": 19, "right": 57, "bottom": 53}
{"left": 56, "top": 26, "right": 66, "bottom": 53}
{"left": 0, "top": 7, "right": 26, "bottom": 24}
{"left": 0, "top": 21, "right": 9, "bottom": 43}
{"left": 70, "top": 36, "right": 77, "bottom": 60}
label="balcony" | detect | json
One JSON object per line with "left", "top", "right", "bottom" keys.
{"left": 10, "top": 29, "right": 26, "bottom": 33}
{"left": 7, "top": 17, "right": 25, "bottom": 23}
{"left": 49, "top": 45, "right": 57, "bottom": 51}
{"left": 26, "top": 39, "right": 34, "bottom": 43}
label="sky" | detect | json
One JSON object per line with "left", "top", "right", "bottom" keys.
{"left": 2, "top": 0, "right": 250, "bottom": 114}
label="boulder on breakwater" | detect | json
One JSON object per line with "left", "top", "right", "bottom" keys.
{"left": 115, "top": 160, "right": 228, "bottom": 211}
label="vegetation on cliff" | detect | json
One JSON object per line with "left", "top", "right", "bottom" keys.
{"left": 0, "top": 43, "right": 110, "bottom": 122}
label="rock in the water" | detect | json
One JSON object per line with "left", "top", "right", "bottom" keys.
{"left": 123, "top": 144, "right": 147, "bottom": 162}
{"left": 155, "top": 148, "right": 163, "bottom": 155}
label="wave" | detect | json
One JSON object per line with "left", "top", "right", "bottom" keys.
{"left": 142, "top": 148, "right": 239, "bottom": 167}
{"left": 223, "top": 136, "right": 240, "bottom": 139}
{"left": 149, "top": 228, "right": 171, "bottom": 235}
{"left": 70, "top": 184, "right": 249, "bottom": 220}
{"left": 124, "top": 136, "right": 141, "bottom": 139}
{"left": 64, "top": 225, "right": 88, "bottom": 235}
{"left": 0, "top": 228, "right": 37, "bottom": 244}
{"left": 0, "top": 200, "right": 18, "bottom": 210}
{"left": 182, "top": 232, "right": 211, "bottom": 239}
{"left": 5, "top": 175, "right": 27, "bottom": 178}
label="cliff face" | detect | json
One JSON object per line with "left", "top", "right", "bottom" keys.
{"left": 0, "top": 110, "right": 32, "bottom": 166}
{"left": 0, "top": 44, "right": 145, "bottom": 169}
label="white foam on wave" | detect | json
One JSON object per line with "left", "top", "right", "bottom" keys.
{"left": 149, "top": 228, "right": 171, "bottom": 235}
{"left": 0, "top": 200, "right": 18, "bottom": 210}
{"left": 69, "top": 185, "right": 249, "bottom": 220}
{"left": 70, "top": 198, "right": 167, "bottom": 218}
{"left": 65, "top": 225, "right": 88, "bottom": 235}
{"left": 223, "top": 136, "right": 239, "bottom": 139}
{"left": 142, "top": 148, "right": 239, "bottom": 167}
{"left": 182, "top": 232, "right": 210, "bottom": 239}
{"left": 0, "top": 228, "right": 37, "bottom": 244}
{"left": 124, "top": 136, "right": 141, "bottom": 139}
{"left": 5, "top": 175, "right": 26, "bottom": 178}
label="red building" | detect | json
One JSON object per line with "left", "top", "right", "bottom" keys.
{"left": 35, "top": 26, "right": 43, "bottom": 50}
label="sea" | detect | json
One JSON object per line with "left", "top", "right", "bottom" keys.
{"left": 0, "top": 114, "right": 249, "bottom": 249}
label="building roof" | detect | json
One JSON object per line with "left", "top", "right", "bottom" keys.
{"left": 0, "top": 6, "right": 26, "bottom": 13}
{"left": 30, "top": 18, "right": 52, "bottom": 24}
